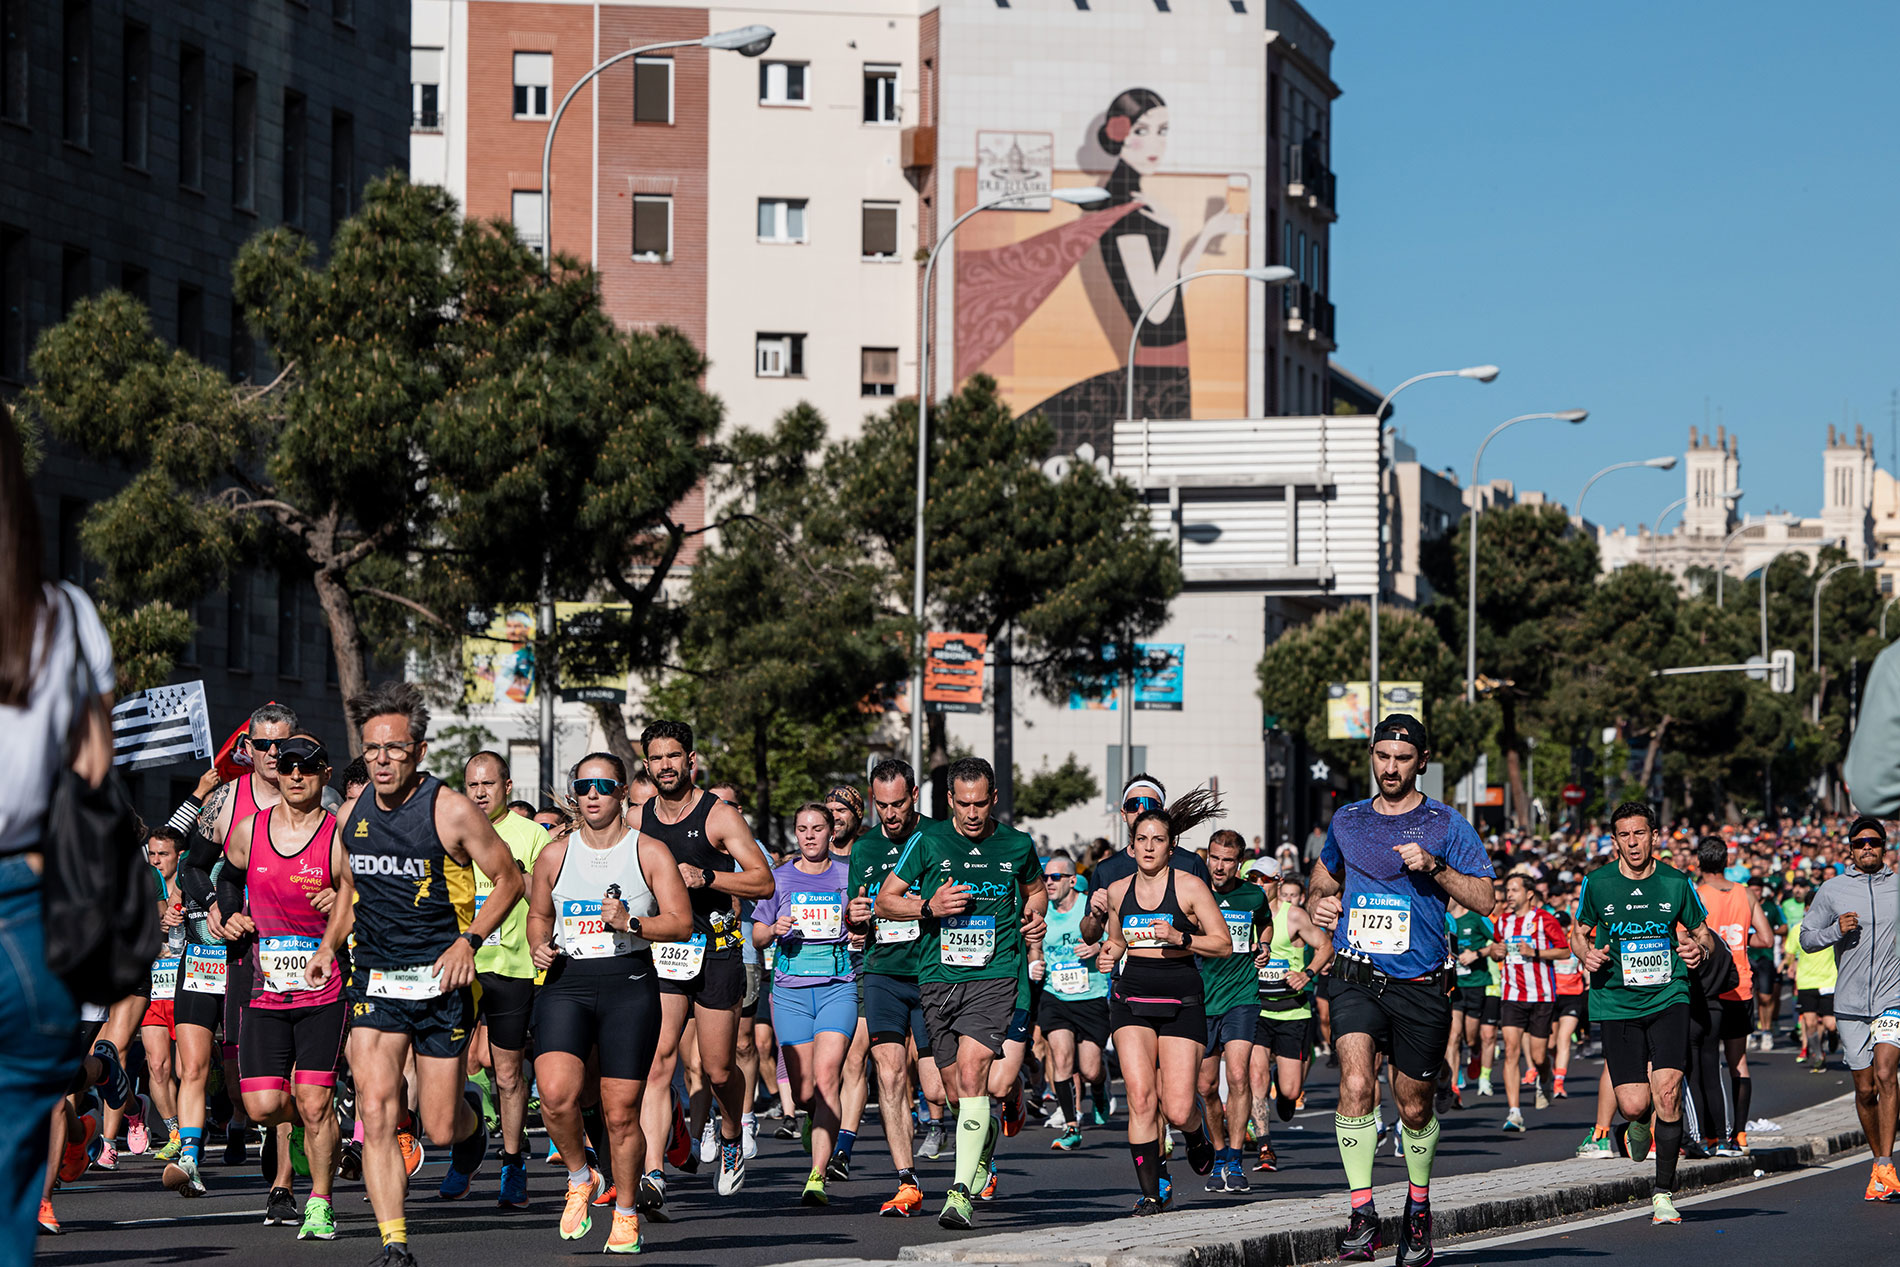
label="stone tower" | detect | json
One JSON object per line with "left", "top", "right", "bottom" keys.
{"left": 1683, "top": 425, "right": 1740, "bottom": 538}
{"left": 1822, "top": 423, "right": 1876, "bottom": 561}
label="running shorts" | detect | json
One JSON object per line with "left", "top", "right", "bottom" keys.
{"left": 531, "top": 954, "right": 661, "bottom": 1081}
{"left": 771, "top": 979, "right": 859, "bottom": 1048}
{"left": 1499, "top": 998, "right": 1555, "bottom": 1040}
{"left": 343, "top": 971, "right": 473, "bottom": 1060}
{"left": 1205, "top": 1002, "right": 1259, "bottom": 1055}
{"left": 920, "top": 977, "right": 1016, "bottom": 1068}
{"left": 1600, "top": 1000, "right": 1690, "bottom": 1085}
{"left": 1253, "top": 1012, "right": 1313, "bottom": 1061}
{"left": 1328, "top": 976, "right": 1452, "bottom": 1084}
{"left": 1712, "top": 997, "right": 1754, "bottom": 1041}
{"left": 864, "top": 973, "right": 931, "bottom": 1051}
{"left": 173, "top": 982, "right": 226, "bottom": 1032}
{"left": 1040, "top": 995, "right": 1111, "bottom": 1050}
{"left": 1837, "top": 1014, "right": 1900, "bottom": 1072}
{"left": 475, "top": 971, "right": 535, "bottom": 1052}
{"left": 140, "top": 998, "right": 176, "bottom": 1039}
{"left": 1796, "top": 988, "right": 1836, "bottom": 1018}
{"left": 1109, "top": 956, "right": 1205, "bottom": 1044}
{"left": 1555, "top": 993, "right": 1589, "bottom": 1025}
{"left": 1452, "top": 986, "right": 1488, "bottom": 1015}
{"left": 238, "top": 1000, "right": 348, "bottom": 1094}
{"left": 657, "top": 952, "right": 745, "bottom": 1011}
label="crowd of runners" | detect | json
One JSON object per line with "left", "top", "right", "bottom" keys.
{"left": 35, "top": 690, "right": 1900, "bottom": 1264}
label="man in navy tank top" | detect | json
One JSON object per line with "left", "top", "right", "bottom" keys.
{"left": 1306, "top": 714, "right": 1495, "bottom": 1267}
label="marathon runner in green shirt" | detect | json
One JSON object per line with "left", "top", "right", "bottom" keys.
{"left": 1571, "top": 800, "right": 1715, "bottom": 1227}
{"left": 1444, "top": 898, "right": 1496, "bottom": 1113}
{"left": 1196, "top": 830, "right": 1272, "bottom": 1193}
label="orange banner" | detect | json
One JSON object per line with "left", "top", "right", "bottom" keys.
{"left": 924, "top": 633, "right": 988, "bottom": 714}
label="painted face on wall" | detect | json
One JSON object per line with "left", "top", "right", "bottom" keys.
{"left": 1122, "top": 107, "right": 1169, "bottom": 175}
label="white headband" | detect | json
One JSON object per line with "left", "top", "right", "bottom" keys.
{"left": 1125, "top": 779, "right": 1164, "bottom": 802}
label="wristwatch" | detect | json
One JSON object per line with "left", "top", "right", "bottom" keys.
{"left": 921, "top": 895, "right": 934, "bottom": 919}
{"left": 701, "top": 866, "right": 717, "bottom": 889}
{"left": 1427, "top": 856, "right": 1448, "bottom": 878}
{"left": 460, "top": 931, "right": 483, "bottom": 952}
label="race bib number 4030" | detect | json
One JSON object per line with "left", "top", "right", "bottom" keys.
{"left": 1346, "top": 894, "right": 1411, "bottom": 956}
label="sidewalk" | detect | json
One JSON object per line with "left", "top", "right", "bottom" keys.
{"left": 770, "top": 1093, "right": 1863, "bottom": 1267}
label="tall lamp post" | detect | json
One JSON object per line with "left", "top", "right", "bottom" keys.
{"left": 1715, "top": 518, "right": 1759, "bottom": 607}
{"left": 1648, "top": 488, "right": 1742, "bottom": 570}
{"left": 907, "top": 185, "right": 1113, "bottom": 780}
{"left": 1813, "top": 560, "right": 1874, "bottom": 722}
{"left": 1363, "top": 364, "right": 1500, "bottom": 792}
{"left": 1574, "top": 455, "right": 1676, "bottom": 526}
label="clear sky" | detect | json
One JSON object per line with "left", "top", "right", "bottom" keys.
{"left": 1308, "top": 0, "right": 1900, "bottom": 535}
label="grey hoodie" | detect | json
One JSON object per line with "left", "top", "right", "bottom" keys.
{"left": 1800, "top": 865, "right": 1900, "bottom": 1022}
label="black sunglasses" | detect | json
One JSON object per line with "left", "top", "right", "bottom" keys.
{"left": 247, "top": 735, "right": 289, "bottom": 753}
{"left": 571, "top": 778, "right": 623, "bottom": 796}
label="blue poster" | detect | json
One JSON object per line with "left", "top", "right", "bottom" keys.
{"left": 1067, "top": 643, "right": 1184, "bottom": 710}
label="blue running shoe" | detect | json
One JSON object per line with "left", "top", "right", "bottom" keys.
{"left": 498, "top": 1160, "right": 528, "bottom": 1208}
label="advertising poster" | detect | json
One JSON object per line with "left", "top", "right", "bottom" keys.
{"left": 462, "top": 604, "right": 629, "bottom": 706}
{"left": 1326, "top": 681, "right": 1425, "bottom": 740}
{"left": 1068, "top": 643, "right": 1185, "bottom": 711}
{"left": 924, "top": 632, "right": 989, "bottom": 714}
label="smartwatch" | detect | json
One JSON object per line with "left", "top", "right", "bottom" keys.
{"left": 921, "top": 895, "right": 934, "bottom": 919}
{"left": 701, "top": 866, "right": 717, "bottom": 889}
{"left": 460, "top": 931, "right": 484, "bottom": 952}
{"left": 1427, "top": 856, "right": 1448, "bottom": 878}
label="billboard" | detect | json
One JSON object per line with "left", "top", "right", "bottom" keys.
{"left": 1068, "top": 643, "right": 1185, "bottom": 711}
{"left": 924, "top": 632, "right": 989, "bottom": 714}
{"left": 462, "top": 604, "right": 630, "bottom": 706}
{"left": 1326, "top": 681, "right": 1425, "bottom": 740}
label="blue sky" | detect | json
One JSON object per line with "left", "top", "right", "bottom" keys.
{"left": 1309, "top": 0, "right": 1900, "bottom": 535}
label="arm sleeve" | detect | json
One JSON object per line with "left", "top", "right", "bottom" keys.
{"left": 176, "top": 824, "right": 222, "bottom": 910}
{"left": 1846, "top": 641, "right": 1900, "bottom": 816}
{"left": 1799, "top": 888, "right": 1841, "bottom": 951}
{"left": 215, "top": 861, "right": 246, "bottom": 919}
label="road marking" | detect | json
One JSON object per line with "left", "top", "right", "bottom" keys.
{"left": 1436, "top": 1151, "right": 1866, "bottom": 1255}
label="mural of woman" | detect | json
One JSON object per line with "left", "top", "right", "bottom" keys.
{"left": 953, "top": 88, "right": 1247, "bottom": 457}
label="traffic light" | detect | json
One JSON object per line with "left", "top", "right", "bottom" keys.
{"left": 1769, "top": 648, "right": 1796, "bottom": 694}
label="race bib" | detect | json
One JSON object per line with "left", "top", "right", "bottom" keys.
{"left": 1122, "top": 913, "right": 1173, "bottom": 950}
{"left": 876, "top": 918, "right": 920, "bottom": 945}
{"left": 150, "top": 956, "right": 179, "bottom": 1001}
{"left": 940, "top": 915, "right": 996, "bottom": 967}
{"left": 473, "top": 894, "right": 501, "bottom": 947}
{"left": 561, "top": 900, "right": 626, "bottom": 961}
{"left": 1257, "top": 957, "right": 1290, "bottom": 987}
{"left": 762, "top": 944, "right": 776, "bottom": 973}
{"left": 183, "top": 944, "right": 227, "bottom": 995}
{"left": 790, "top": 891, "right": 844, "bottom": 942}
{"left": 1455, "top": 956, "right": 1474, "bottom": 977}
{"left": 1555, "top": 955, "right": 1579, "bottom": 975}
{"left": 655, "top": 934, "right": 708, "bottom": 981}
{"left": 367, "top": 965, "right": 443, "bottom": 1000}
{"left": 1872, "top": 1008, "right": 1900, "bottom": 1047}
{"left": 1506, "top": 937, "right": 1532, "bottom": 967}
{"left": 1049, "top": 961, "right": 1090, "bottom": 995}
{"left": 1346, "top": 894, "right": 1411, "bottom": 956}
{"left": 258, "top": 935, "right": 319, "bottom": 994}
{"left": 1224, "top": 910, "right": 1255, "bottom": 954}
{"left": 1619, "top": 936, "right": 1671, "bottom": 988}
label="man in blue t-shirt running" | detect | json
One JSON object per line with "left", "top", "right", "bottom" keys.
{"left": 1307, "top": 715, "right": 1495, "bottom": 1267}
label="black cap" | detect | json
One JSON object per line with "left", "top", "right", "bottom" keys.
{"left": 1848, "top": 815, "right": 1887, "bottom": 844}
{"left": 276, "top": 736, "right": 329, "bottom": 768}
{"left": 1371, "top": 712, "right": 1429, "bottom": 754}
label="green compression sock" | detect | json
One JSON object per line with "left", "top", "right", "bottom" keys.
{"left": 1335, "top": 1112, "right": 1378, "bottom": 1192}
{"left": 954, "top": 1096, "right": 991, "bottom": 1192}
{"left": 1400, "top": 1117, "right": 1440, "bottom": 1190}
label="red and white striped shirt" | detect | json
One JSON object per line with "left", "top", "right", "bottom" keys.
{"left": 1497, "top": 907, "right": 1566, "bottom": 1003}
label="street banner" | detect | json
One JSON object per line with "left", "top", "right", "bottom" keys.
{"left": 1326, "top": 681, "right": 1425, "bottom": 739}
{"left": 924, "top": 633, "right": 988, "bottom": 714}
{"left": 462, "top": 603, "right": 629, "bottom": 706}
{"left": 111, "top": 680, "right": 214, "bottom": 770}
{"left": 1068, "top": 643, "right": 1184, "bottom": 710}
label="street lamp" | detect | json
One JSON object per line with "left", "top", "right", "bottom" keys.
{"left": 1715, "top": 518, "right": 1758, "bottom": 608}
{"left": 1466, "top": 410, "right": 1588, "bottom": 705}
{"left": 1882, "top": 593, "right": 1900, "bottom": 640}
{"left": 1813, "top": 559, "right": 1874, "bottom": 720}
{"left": 1122, "top": 266, "right": 1296, "bottom": 424}
{"left": 1648, "top": 487, "right": 1741, "bottom": 570}
{"left": 1574, "top": 456, "right": 1675, "bottom": 525}
{"left": 539, "top": 26, "right": 776, "bottom": 272}
{"left": 1363, "top": 364, "right": 1500, "bottom": 792}
{"left": 907, "top": 184, "right": 1113, "bottom": 777}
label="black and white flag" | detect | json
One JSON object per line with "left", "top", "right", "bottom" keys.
{"left": 112, "top": 680, "right": 214, "bottom": 771}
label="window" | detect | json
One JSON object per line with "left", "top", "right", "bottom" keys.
{"left": 119, "top": 262, "right": 147, "bottom": 305}
{"left": 1, "top": 0, "right": 26, "bottom": 123}
{"left": 631, "top": 195, "right": 671, "bottom": 261}
{"left": 330, "top": 110, "right": 354, "bottom": 230}
{"left": 282, "top": 91, "right": 306, "bottom": 228}
{"left": 277, "top": 574, "right": 302, "bottom": 677}
{"left": 179, "top": 45, "right": 203, "bottom": 188}
{"left": 232, "top": 69, "right": 256, "bottom": 210}
{"left": 759, "top": 61, "right": 807, "bottom": 106}
{"left": 62, "top": 1, "right": 89, "bottom": 147}
{"left": 756, "top": 198, "right": 806, "bottom": 243}
{"left": 755, "top": 333, "right": 804, "bottom": 377}
{"left": 861, "top": 347, "right": 897, "bottom": 397}
{"left": 177, "top": 283, "right": 202, "bottom": 358}
{"left": 511, "top": 190, "right": 543, "bottom": 254}
{"left": 411, "top": 46, "right": 441, "bottom": 130}
{"left": 513, "top": 51, "right": 551, "bottom": 119}
{"left": 862, "top": 65, "right": 897, "bottom": 124}
{"left": 633, "top": 56, "right": 671, "bottom": 124}
{"left": 61, "top": 245, "right": 89, "bottom": 315}
{"left": 861, "top": 201, "right": 898, "bottom": 258}
{"left": 0, "top": 227, "right": 26, "bottom": 380}
{"left": 120, "top": 21, "right": 147, "bottom": 167}
{"left": 230, "top": 298, "right": 253, "bottom": 383}
{"left": 227, "top": 573, "right": 251, "bottom": 671}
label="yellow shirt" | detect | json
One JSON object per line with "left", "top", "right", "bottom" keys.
{"left": 473, "top": 811, "right": 550, "bottom": 980}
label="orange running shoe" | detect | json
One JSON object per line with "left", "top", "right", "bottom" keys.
{"left": 38, "top": 1198, "right": 60, "bottom": 1234}
{"left": 603, "top": 1209, "right": 642, "bottom": 1254}
{"left": 1865, "top": 1162, "right": 1900, "bottom": 1202}
{"left": 880, "top": 1180, "right": 924, "bottom": 1217}
{"left": 593, "top": 1182, "right": 616, "bottom": 1207}
{"left": 561, "top": 1169, "right": 606, "bottom": 1239}
{"left": 398, "top": 1130, "right": 425, "bottom": 1178}
{"left": 58, "top": 1115, "right": 97, "bottom": 1183}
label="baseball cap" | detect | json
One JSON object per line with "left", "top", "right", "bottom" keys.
{"left": 1370, "top": 712, "right": 1429, "bottom": 753}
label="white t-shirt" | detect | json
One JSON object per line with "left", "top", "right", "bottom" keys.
{"left": 0, "top": 583, "right": 115, "bottom": 854}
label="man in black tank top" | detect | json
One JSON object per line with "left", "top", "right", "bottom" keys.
{"left": 633, "top": 721, "right": 773, "bottom": 1211}
{"left": 305, "top": 683, "right": 525, "bottom": 1267}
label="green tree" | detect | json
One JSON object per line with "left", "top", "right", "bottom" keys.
{"left": 1013, "top": 754, "right": 1099, "bottom": 824}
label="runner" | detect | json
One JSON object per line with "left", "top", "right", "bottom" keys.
{"left": 1444, "top": 894, "right": 1496, "bottom": 1111}
{"left": 753, "top": 804, "right": 858, "bottom": 1207}
{"left": 1252, "top": 873, "right": 1330, "bottom": 1172}
{"left": 1547, "top": 884, "right": 1588, "bottom": 1099}
{"left": 1571, "top": 800, "right": 1714, "bottom": 1227}
{"left": 303, "top": 681, "right": 527, "bottom": 1267}
{"left": 458, "top": 750, "right": 551, "bottom": 1207}
{"left": 526, "top": 753, "right": 692, "bottom": 1254}
{"left": 1039, "top": 851, "right": 1109, "bottom": 1156}
{"left": 1306, "top": 714, "right": 1494, "bottom": 1265}
{"left": 1746, "top": 875, "right": 1787, "bottom": 1051}
{"left": 140, "top": 827, "right": 188, "bottom": 1165}
{"left": 1492, "top": 873, "right": 1567, "bottom": 1133}
{"left": 844, "top": 759, "right": 944, "bottom": 1217}
{"left": 824, "top": 784, "right": 870, "bottom": 1181}
{"left": 1197, "top": 829, "right": 1271, "bottom": 1192}
{"left": 1788, "top": 884, "right": 1840, "bottom": 1070}
{"left": 1798, "top": 817, "right": 1900, "bottom": 1200}
{"left": 218, "top": 733, "right": 348, "bottom": 1239}
{"left": 634, "top": 721, "right": 772, "bottom": 1215}
{"left": 1692, "top": 836, "right": 1771, "bottom": 1154}
{"left": 877, "top": 756, "right": 1046, "bottom": 1230}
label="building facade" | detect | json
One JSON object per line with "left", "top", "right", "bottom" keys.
{"left": 6, "top": 0, "right": 410, "bottom": 818}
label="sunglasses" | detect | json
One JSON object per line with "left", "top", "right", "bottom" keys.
{"left": 571, "top": 778, "right": 623, "bottom": 796}
{"left": 1123, "top": 796, "right": 1163, "bottom": 813}
{"left": 248, "top": 736, "right": 289, "bottom": 753}
{"left": 1043, "top": 871, "right": 1073, "bottom": 880}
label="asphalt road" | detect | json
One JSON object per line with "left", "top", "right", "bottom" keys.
{"left": 41, "top": 1034, "right": 1855, "bottom": 1267}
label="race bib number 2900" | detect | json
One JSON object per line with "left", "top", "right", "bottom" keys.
{"left": 1346, "top": 894, "right": 1411, "bottom": 956}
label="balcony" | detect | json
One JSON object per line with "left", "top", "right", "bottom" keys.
{"left": 1282, "top": 284, "right": 1336, "bottom": 351}
{"left": 1287, "top": 143, "right": 1336, "bottom": 221}
{"left": 900, "top": 125, "right": 936, "bottom": 171}
{"left": 411, "top": 108, "right": 444, "bottom": 133}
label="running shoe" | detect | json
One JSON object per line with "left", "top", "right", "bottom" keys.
{"left": 127, "top": 1106, "right": 151, "bottom": 1155}
{"left": 162, "top": 1154, "right": 208, "bottom": 1197}
{"left": 979, "top": 1161, "right": 998, "bottom": 1201}
{"left": 1680, "top": 1135, "right": 1712, "bottom": 1160}
{"left": 264, "top": 1185, "right": 298, "bottom": 1225}
{"left": 95, "top": 1141, "right": 119, "bottom": 1171}
{"left": 1810, "top": 1055, "right": 1828, "bottom": 1074}
{"left": 1713, "top": 1137, "right": 1744, "bottom": 1158}
{"left": 547, "top": 1138, "right": 564, "bottom": 1166}
{"left": 155, "top": 1129, "right": 182, "bottom": 1163}
{"left": 774, "top": 1116, "right": 801, "bottom": 1141}
{"left": 561, "top": 1169, "right": 606, "bottom": 1240}
{"left": 716, "top": 1136, "right": 746, "bottom": 1196}
{"left": 1089, "top": 1103, "right": 1110, "bottom": 1129}
{"left": 1736, "top": 1130, "right": 1751, "bottom": 1150}
{"left": 1339, "top": 1203, "right": 1381, "bottom": 1262}
{"left": 498, "top": 1160, "right": 529, "bottom": 1208}
{"left": 1204, "top": 1161, "right": 1228, "bottom": 1193}
{"left": 1255, "top": 1142, "right": 1278, "bottom": 1172}
{"left": 1576, "top": 1129, "right": 1616, "bottom": 1159}
{"left": 938, "top": 1183, "right": 974, "bottom": 1229}
{"left": 664, "top": 1102, "right": 690, "bottom": 1168}
{"left": 1295, "top": 1091, "right": 1306, "bottom": 1111}
{"left": 593, "top": 1180, "right": 616, "bottom": 1207}
{"left": 699, "top": 1118, "right": 718, "bottom": 1164}
{"left": 37, "top": 1198, "right": 59, "bottom": 1235}
{"left": 1186, "top": 1128, "right": 1216, "bottom": 1176}
{"left": 338, "top": 1139, "right": 363, "bottom": 1182}
{"left": 439, "top": 1158, "right": 477, "bottom": 1200}
{"left": 1001, "top": 1088, "right": 1024, "bottom": 1138}
{"left": 224, "top": 1126, "right": 248, "bottom": 1167}
{"left": 636, "top": 1170, "right": 666, "bottom": 1214}
{"left": 376, "top": 1245, "right": 419, "bottom": 1266}
{"left": 1535, "top": 1085, "right": 1550, "bottom": 1111}
{"left": 1157, "top": 1170, "right": 1173, "bottom": 1211}
{"left": 604, "top": 1209, "right": 642, "bottom": 1254}
{"left": 1396, "top": 1197, "right": 1434, "bottom": 1267}
{"left": 92, "top": 1040, "right": 133, "bottom": 1110}
{"left": 398, "top": 1131, "right": 425, "bottom": 1178}
{"left": 1052, "top": 1126, "right": 1083, "bottom": 1151}
{"left": 1652, "top": 1192, "right": 1681, "bottom": 1224}
{"left": 1521, "top": 1069, "right": 1537, "bottom": 1088}
{"left": 1131, "top": 1194, "right": 1163, "bottom": 1216}
{"left": 1476, "top": 1077, "right": 1493, "bottom": 1097}
{"left": 801, "top": 1170, "right": 829, "bottom": 1207}
{"left": 880, "top": 1180, "right": 924, "bottom": 1217}
{"left": 1865, "top": 1162, "right": 1900, "bottom": 1202}
{"left": 1501, "top": 1109, "right": 1525, "bottom": 1133}
{"left": 1553, "top": 1076, "right": 1568, "bottom": 1099}
{"left": 826, "top": 1149, "right": 850, "bottom": 1181}
{"left": 920, "top": 1120, "right": 945, "bottom": 1159}
{"left": 1625, "top": 1118, "right": 1651, "bottom": 1163}
{"left": 742, "top": 1117, "right": 758, "bottom": 1161}
{"left": 297, "top": 1196, "right": 337, "bottom": 1240}
{"left": 1225, "top": 1160, "right": 1251, "bottom": 1193}
{"left": 1433, "top": 1070, "right": 1455, "bottom": 1117}
{"left": 1045, "top": 1107, "right": 1067, "bottom": 1131}
{"left": 59, "top": 1116, "right": 96, "bottom": 1183}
